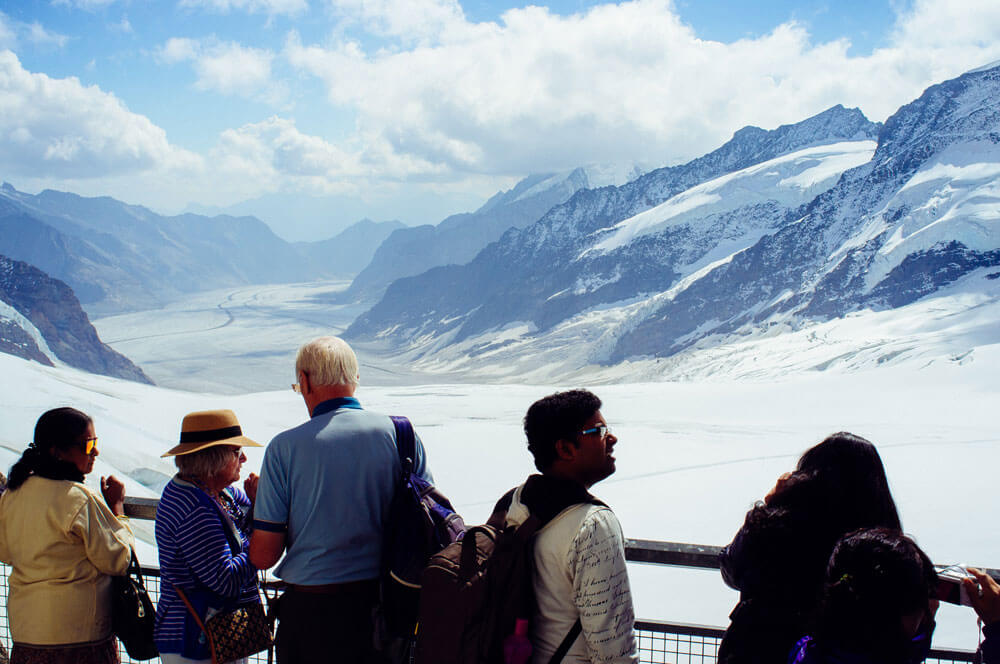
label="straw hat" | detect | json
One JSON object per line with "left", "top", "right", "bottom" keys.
{"left": 161, "top": 409, "right": 262, "bottom": 457}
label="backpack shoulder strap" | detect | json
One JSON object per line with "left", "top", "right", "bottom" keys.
{"left": 549, "top": 619, "right": 582, "bottom": 664}
{"left": 389, "top": 415, "right": 416, "bottom": 472}
{"left": 486, "top": 487, "right": 517, "bottom": 530}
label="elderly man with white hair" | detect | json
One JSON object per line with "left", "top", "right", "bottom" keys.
{"left": 250, "top": 336, "right": 432, "bottom": 664}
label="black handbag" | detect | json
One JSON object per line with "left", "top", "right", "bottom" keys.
{"left": 111, "top": 550, "right": 159, "bottom": 660}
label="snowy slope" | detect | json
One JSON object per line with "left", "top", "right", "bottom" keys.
{"left": 1, "top": 338, "right": 996, "bottom": 648}
{"left": 613, "top": 62, "right": 1000, "bottom": 362}
{"left": 589, "top": 141, "right": 876, "bottom": 255}
{"left": 349, "top": 105, "right": 880, "bottom": 345}
{"left": 346, "top": 66, "right": 999, "bottom": 384}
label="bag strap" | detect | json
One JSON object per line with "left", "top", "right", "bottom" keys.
{"left": 126, "top": 549, "right": 143, "bottom": 580}
{"left": 174, "top": 585, "right": 220, "bottom": 664}
{"left": 504, "top": 482, "right": 602, "bottom": 663}
{"left": 549, "top": 619, "right": 582, "bottom": 664}
{"left": 390, "top": 415, "right": 416, "bottom": 474}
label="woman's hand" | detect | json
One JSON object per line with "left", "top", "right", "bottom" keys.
{"left": 244, "top": 472, "right": 259, "bottom": 504}
{"left": 966, "top": 567, "right": 1000, "bottom": 625}
{"left": 764, "top": 472, "right": 792, "bottom": 504}
{"left": 101, "top": 475, "right": 126, "bottom": 516}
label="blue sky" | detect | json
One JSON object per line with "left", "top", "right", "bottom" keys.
{"left": 1, "top": 0, "right": 998, "bottom": 239}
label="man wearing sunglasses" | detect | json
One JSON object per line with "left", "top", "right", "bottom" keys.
{"left": 504, "top": 389, "right": 638, "bottom": 664}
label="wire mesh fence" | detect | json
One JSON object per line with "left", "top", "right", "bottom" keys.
{"left": 0, "top": 564, "right": 979, "bottom": 664}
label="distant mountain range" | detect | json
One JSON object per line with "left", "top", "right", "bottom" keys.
{"left": 0, "top": 185, "right": 405, "bottom": 315}
{"left": 344, "top": 164, "right": 647, "bottom": 301}
{"left": 346, "top": 63, "right": 1000, "bottom": 375}
{"left": 4, "top": 63, "right": 998, "bottom": 385}
{"left": 294, "top": 218, "right": 406, "bottom": 278}
{"left": 0, "top": 254, "right": 151, "bottom": 383}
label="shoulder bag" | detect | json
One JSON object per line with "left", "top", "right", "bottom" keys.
{"left": 175, "top": 584, "right": 273, "bottom": 664}
{"left": 111, "top": 549, "right": 159, "bottom": 660}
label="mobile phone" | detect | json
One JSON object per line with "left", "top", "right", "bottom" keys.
{"left": 936, "top": 565, "right": 974, "bottom": 606}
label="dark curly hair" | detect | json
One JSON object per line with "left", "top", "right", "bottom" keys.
{"left": 524, "top": 390, "right": 602, "bottom": 472}
{"left": 816, "top": 528, "right": 937, "bottom": 662}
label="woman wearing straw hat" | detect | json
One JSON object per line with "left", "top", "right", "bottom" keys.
{"left": 154, "top": 409, "right": 263, "bottom": 664}
{"left": 0, "top": 407, "right": 134, "bottom": 664}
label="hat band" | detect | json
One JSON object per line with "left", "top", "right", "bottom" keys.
{"left": 179, "top": 425, "right": 243, "bottom": 444}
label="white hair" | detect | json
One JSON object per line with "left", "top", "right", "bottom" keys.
{"left": 295, "top": 336, "right": 360, "bottom": 388}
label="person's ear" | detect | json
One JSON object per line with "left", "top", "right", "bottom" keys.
{"left": 554, "top": 438, "right": 577, "bottom": 462}
{"left": 299, "top": 371, "right": 312, "bottom": 396}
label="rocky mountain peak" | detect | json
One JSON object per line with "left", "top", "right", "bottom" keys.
{"left": 0, "top": 254, "right": 152, "bottom": 383}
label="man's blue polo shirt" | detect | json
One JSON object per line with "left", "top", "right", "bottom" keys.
{"left": 253, "top": 397, "right": 431, "bottom": 585}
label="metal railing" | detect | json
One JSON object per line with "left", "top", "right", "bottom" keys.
{"left": 0, "top": 499, "right": 979, "bottom": 664}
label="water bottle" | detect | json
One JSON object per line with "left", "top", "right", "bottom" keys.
{"left": 503, "top": 618, "right": 533, "bottom": 664}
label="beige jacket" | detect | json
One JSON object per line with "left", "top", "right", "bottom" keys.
{"left": 0, "top": 476, "right": 134, "bottom": 645}
{"left": 507, "top": 485, "right": 638, "bottom": 664}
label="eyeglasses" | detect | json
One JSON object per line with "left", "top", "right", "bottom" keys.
{"left": 291, "top": 383, "right": 301, "bottom": 394}
{"left": 580, "top": 425, "right": 609, "bottom": 439}
{"left": 82, "top": 436, "right": 98, "bottom": 455}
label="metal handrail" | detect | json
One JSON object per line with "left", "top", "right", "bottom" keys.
{"left": 120, "top": 498, "right": 981, "bottom": 662}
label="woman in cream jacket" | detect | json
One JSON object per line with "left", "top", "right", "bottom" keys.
{"left": 0, "top": 407, "right": 135, "bottom": 664}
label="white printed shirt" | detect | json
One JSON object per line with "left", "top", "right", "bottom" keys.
{"left": 507, "top": 486, "right": 639, "bottom": 664}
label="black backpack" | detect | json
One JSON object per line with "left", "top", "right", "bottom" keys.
{"left": 414, "top": 481, "right": 603, "bottom": 664}
{"left": 378, "top": 416, "right": 466, "bottom": 646}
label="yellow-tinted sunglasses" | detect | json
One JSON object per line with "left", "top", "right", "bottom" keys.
{"left": 82, "top": 436, "right": 98, "bottom": 455}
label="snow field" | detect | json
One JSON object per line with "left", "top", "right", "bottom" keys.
{"left": 2, "top": 347, "right": 997, "bottom": 648}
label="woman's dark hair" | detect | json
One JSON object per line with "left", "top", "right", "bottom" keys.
{"left": 816, "top": 528, "right": 937, "bottom": 662}
{"left": 524, "top": 390, "right": 602, "bottom": 471}
{"left": 736, "top": 432, "right": 902, "bottom": 611}
{"left": 774, "top": 432, "right": 902, "bottom": 534}
{"left": 7, "top": 407, "right": 93, "bottom": 490}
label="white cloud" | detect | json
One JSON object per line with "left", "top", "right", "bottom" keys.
{"left": 110, "top": 15, "right": 133, "bottom": 34}
{"left": 52, "top": 0, "right": 117, "bottom": 8}
{"left": 178, "top": 0, "right": 308, "bottom": 16}
{"left": 25, "top": 22, "right": 69, "bottom": 48}
{"left": 0, "top": 50, "right": 200, "bottom": 179}
{"left": 8, "top": 0, "right": 1000, "bottom": 221}
{"left": 158, "top": 37, "right": 282, "bottom": 101}
{"left": 0, "top": 12, "right": 68, "bottom": 50}
{"left": 209, "top": 116, "right": 445, "bottom": 187}
{"left": 196, "top": 43, "right": 274, "bottom": 96}
{"left": 0, "top": 15, "right": 16, "bottom": 50}
{"left": 327, "top": 0, "right": 466, "bottom": 44}
{"left": 160, "top": 37, "right": 201, "bottom": 63}
{"left": 285, "top": 0, "right": 1000, "bottom": 178}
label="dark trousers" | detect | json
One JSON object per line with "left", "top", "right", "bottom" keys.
{"left": 275, "top": 581, "right": 387, "bottom": 664}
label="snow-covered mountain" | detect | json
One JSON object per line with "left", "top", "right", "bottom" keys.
{"left": 345, "top": 65, "right": 1000, "bottom": 378}
{"left": 0, "top": 254, "right": 151, "bottom": 383}
{"left": 611, "top": 62, "right": 1000, "bottom": 362}
{"left": 347, "top": 104, "right": 882, "bottom": 346}
{"left": 343, "top": 164, "right": 648, "bottom": 301}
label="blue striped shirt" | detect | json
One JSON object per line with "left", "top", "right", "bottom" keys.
{"left": 154, "top": 477, "right": 260, "bottom": 659}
